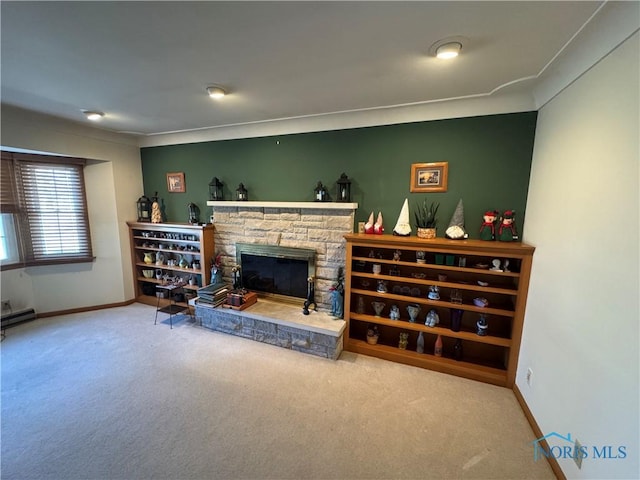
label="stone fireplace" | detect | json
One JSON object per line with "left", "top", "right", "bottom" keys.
{"left": 194, "top": 201, "right": 357, "bottom": 359}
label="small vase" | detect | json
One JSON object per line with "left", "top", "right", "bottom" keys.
{"left": 143, "top": 252, "right": 154, "bottom": 264}
{"left": 417, "top": 227, "right": 436, "bottom": 239}
{"left": 371, "top": 301, "right": 385, "bottom": 317}
{"left": 406, "top": 304, "right": 421, "bottom": 323}
{"left": 434, "top": 335, "right": 443, "bottom": 357}
{"left": 416, "top": 332, "right": 425, "bottom": 354}
{"left": 178, "top": 255, "right": 189, "bottom": 269}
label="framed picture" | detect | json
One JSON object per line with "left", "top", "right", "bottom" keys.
{"left": 410, "top": 162, "right": 448, "bottom": 193}
{"left": 166, "top": 172, "right": 185, "bottom": 193}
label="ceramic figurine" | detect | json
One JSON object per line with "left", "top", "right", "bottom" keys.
{"left": 425, "top": 309, "right": 440, "bottom": 327}
{"left": 416, "top": 251, "right": 426, "bottom": 264}
{"left": 479, "top": 210, "right": 499, "bottom": 241}
{"left": 445, "top": 198, "right": 468, "bottom": 240}
{"left": 364, "top": 212, "right": 375, "bottom": 234}
{"left": 473, "top": 297, "right": 489, "bottom": 308}
{"left": 406, "top": 304, "right": 421, "bottom": 323}
{"left": 476, "top": 314, "right": 489, "bottom": 336}
{"left": 151, "top": 193, "right": 162, "bottom": 224}
{"left": 427, "top": 285, "right": 440, "bottom": 300}
{"left": 376, "top": 279, "right": 387, "bottom": 293}
{"left": 392, "top": 199, "right": 412, "bottom": 236}
{"left": 389, "top": 305, "right": 400, "bottom": 320}
{"left": 502, "top": 259, "right": 510, "bottom": 272}
{"left": 498, "top": 210, "right": 519, "bottom": 241}
{"left": 373, "top": 212, "right": 384, "bottom": 235}
{"left": 490, "top": 259, "right": 502, "bottom": 271}
{"left": 398, "top": 332, "right": 409, "bottom": 350}
{"left": 416, "top": 332, "right": 425, "bottom": 354}
{"left": 393, "top": 250, "right": 402, "bottom": 261}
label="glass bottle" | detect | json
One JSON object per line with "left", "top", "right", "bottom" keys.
{"left": 450, "top": 308, "right": 464, "bottom": 332}
{"left": 434, "top": 335, "right": 443, "bottom": 357}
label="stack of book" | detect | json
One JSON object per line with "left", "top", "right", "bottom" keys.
{"left": 197, "top": 282, "right": 231, "bottom": 308}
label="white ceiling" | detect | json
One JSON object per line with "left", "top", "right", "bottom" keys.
{"left": 0, "top": 1, "right": 615, "bottom": 140}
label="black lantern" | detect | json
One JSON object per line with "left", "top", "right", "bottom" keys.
{"left": 209, "top": 177, "right": 224, "bottom": 201}
{"left": 336, "top": 173, "right": 351, "bottom": 202}
{"left": 314, "top": 181, "right": 327, "bottom": 202}
{"left": 187, "top": 202, "right": 200, "bottom": 224}
{"left": 236, "top": 183, "right": 248, "bottom": 201}
{"left": 136, "top": 195, "right": 152, "bottom": 222}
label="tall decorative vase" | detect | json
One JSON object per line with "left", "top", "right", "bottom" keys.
{"left": 450, "top": 309, "right": 464, "bottom": 332}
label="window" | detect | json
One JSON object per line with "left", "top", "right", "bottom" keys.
{"left": 1, "top": 151, "right": 93, "bottom": 268}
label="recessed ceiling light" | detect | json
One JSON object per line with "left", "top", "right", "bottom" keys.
{"left": 83, "top": 110, "right": 104, "bottom": 121}
{"left": 428, "top": 36, "right": 468, "bottom": 60}
{"left": 207, "top": 86, "right": 227, "bottom": 99}
{"left": 436, "top": 42, "right": 462, "bottom": 59}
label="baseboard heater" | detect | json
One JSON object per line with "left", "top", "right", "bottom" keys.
{"left": 1, "top": 308, "right": 37, "bottom": 328}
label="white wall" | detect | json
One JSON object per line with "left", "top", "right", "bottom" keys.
{"left": 520, "top": 32, "right": 639, "bottom": 479}
{"left": 0, "top": 106, "right": 143, "bottom": 313}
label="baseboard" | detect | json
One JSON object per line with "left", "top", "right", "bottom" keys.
{"left": 513, "top": 384, "right": 566, "bottom": 480}
{"left": 37, "top": 299, "right": 136, "bottom": 318}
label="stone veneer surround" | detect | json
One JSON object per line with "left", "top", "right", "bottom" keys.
{"left": 208, "top": 202, "right": 357, "bottom": 311}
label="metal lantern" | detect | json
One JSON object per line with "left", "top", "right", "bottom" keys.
{"left": 314, "top": 181, "right": 327, "bottom": 202}
{"left": 236, "top": 183, "right": 248, "bottom": 201}
{"left": 336, "top": 173, "right": 352, "bottom": 203}
{"left": 208, "top": 177, "right": 224, "bottom": 201}
{"left": 187, "top": 202, "right": 200, "bottom": 224}
{"left": 136, "top": 195, "right": 152, "bottom": 222}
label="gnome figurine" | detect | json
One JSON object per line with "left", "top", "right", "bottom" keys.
{"left": 445, "top": 199, "right": 468, "bottom": 240}
{"left": 373, "top": 212, "right": 384, "bottom": 235}
{"left": 479, "top": 210, "right": 499, "bottom": 241}
{"left": 393, "top": 199, "right": 412, "bottom": 236}
{"left": 151, "top": 192, "right": 162, "bottom": 224}
{"left": 498, "top": 210, "right": 519, "bottom": 241}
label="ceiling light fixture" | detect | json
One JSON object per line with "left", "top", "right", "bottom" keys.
{"left": 436, "top": 42, "right": 462, "bottom": 59}
{"left": 83, "top": 110, "right": 104, "bottom": 121}
{"left": 428, "top": 36, "right": 468, "bottom": 60}
{"left": 207, "top": 86, "right": 227, "bottom": 99}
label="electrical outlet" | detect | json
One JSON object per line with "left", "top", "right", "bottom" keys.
{"left": 526, "top": 368, "right": 533, "bottom": 387}
{"left": 574, "top": 439, "right": 584, "bottom": 469}
{"left": 1, "top": 300, "right": 11, "bottom": 312}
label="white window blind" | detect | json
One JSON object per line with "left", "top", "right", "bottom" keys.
{"left": 4, "top": 152, "right": 94, "bottom": 266}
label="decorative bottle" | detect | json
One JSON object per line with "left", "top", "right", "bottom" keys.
{"left": 434, "top": 335, "right": 443, "bottom": 357}
{"left": 450, "top": 308, "right": 463, "bottom": 332}
{"left": 416, "top": 332, "right": 425, "bottom": 354}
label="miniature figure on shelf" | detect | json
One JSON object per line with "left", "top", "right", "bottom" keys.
{"left": 373, "top": 212, "right": 384, "bottom": 234}
{"left": 151, "top": 192, "right": 162, "bottom": 224}
{"left": 366, "top": 325, "right": 380, "bottom": 345}
{"left": 392, "top": 199, "right": 412, "bottom": 236}
{"left": 389, "top": 305, "right": 400, "bottom": 320}
{"left": 364, "top": 212, "right": 375, "bottom": 234}
{"left": 376, "top": 279, "right": 388, "bottom": 293}
{"left": 425, "top": 309, "right": 440, "bottom": 327}
{"left": 490, "top": 259, "right": 502, "bottom": 271}
{"left": 398, "top": 332, "right": 409, "bottom": 350}
{"left": 498, "top": 210, "right": 519, "bottom": 242}
{"left": 479, "top": 210, "right": 499, "bottom": 241}
{"left": 476, "top": 315, "right": 489, "bottom": 336}
{"left": 427, "top": 285, "right": 440, "bottom": 300}
{"left": 445, "top": 199, "right": 468, "bottom": 240}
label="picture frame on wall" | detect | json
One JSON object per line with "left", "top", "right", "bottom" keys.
{"left": 166, "top": 172, "right": 185, "bottom": 193}
{"left": 410, "top": 162, "right": 448, "bottom": 193}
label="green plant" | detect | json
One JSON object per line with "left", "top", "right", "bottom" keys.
{"left": 414, "top": 200, "right": 439, "bottom": 228}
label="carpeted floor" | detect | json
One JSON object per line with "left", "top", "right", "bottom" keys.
{"left": 1, "top": 303, "right": 554, "bottom": 480}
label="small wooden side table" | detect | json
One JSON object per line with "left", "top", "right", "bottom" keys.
{"left": 154, "top": 284, "right": 191, "bottom": 329}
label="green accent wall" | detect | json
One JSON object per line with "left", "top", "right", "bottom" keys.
{"left": 141, "top": 112, "right": 537, "bottom": 238}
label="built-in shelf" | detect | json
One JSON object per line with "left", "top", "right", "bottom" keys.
{"left": 206, "top": 201, "right": 358, "bottom": 210}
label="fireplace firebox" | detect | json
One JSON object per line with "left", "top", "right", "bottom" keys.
{"left": 235, "top": 243, "right": 316, "bottom": 304}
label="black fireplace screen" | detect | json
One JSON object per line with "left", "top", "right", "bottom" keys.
{"left": 236, "top": 243, "right": 316, "bottom": 302}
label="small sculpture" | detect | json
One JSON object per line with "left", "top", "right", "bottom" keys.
{"left": 445, "top": 199, "right": 468, "bottom": 240}
{"left": 479, "top": 210, "right": 499, "bottom": 241}
{"left": 427, "top": 285, "right": 440, "bottom": 300}
{"left": 302, "top": 276, "right": 317, "bottom": 315}
{"left": 373, "top": 212, "right": 384, "bottom": 235}
{"left": 476, "top": 315, "right": 489, "bottom": 336}
{"left": 151, "top": 192, "right": 162, "bottom": 224}
{"left": 490, "top": 259, "right": 502, "bottom": 271}
{"left": 416, "top": 251, "right": 426, "bottom": 264}
{"left": 376, "top": 280, "right": 387, "bottom": 293}
{"left": 425, "top": 309, "right": 440, "bottom": 327}
{"left": 392, "top": 199, "right": 412, "bottom": 236}
{"left": 364, "top": 212, "right": 375, "bottom": 234}
{"left": 329, "top": 268, "right": 345, "bottom": 319}
{"left": 502, "top": 259, "right": 510, "bottom": 272}
{"left": 389, "top": 305, "right": 400, "bottom": 320}
{"left": 498, "top": 210, "right": 519, "bottom": 242}
{"left": 473, "top": 297, "right": 489, "bottom": 308}
{"left": 393, "top": 250, "right": 402, "bottom": 261}
{"left": 398, "top": 332, "right": 409, "bottom": 350}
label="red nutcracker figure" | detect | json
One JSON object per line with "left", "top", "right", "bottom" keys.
{"left": 479, "top": 210, "right": 499, "bottom": 241}
{"left": 498, "top": 210, "right": 519, "bottom": 241}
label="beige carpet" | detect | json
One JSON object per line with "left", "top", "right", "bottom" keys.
{"left": 1, "top": 303, "right": 554, "bottom": 480}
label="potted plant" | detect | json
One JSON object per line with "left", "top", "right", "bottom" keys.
{"left": 414, "top": 200, "right": 439, "bottom": 239}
